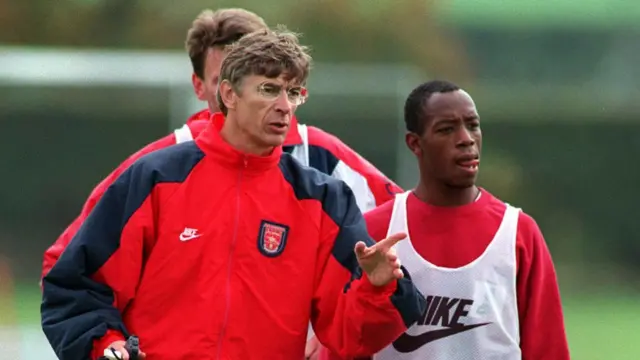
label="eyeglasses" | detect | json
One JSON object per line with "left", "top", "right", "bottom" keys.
{"left": 256, "top": 82, "right": 308, "bottom": 106}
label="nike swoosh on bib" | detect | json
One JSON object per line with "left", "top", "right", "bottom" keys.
{"left": 392, "top": 322, "right": 491, "bottom": 353}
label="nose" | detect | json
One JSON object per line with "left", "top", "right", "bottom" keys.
{"left": 274, "top": 91, "right": 293, "bottom": 114}
{"left": 456, "top": 127, "right": 475, "bottom": 147}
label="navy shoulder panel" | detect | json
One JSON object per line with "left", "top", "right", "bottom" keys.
{"left": 92, "top": 141, "right": 204, "bottom": 272}
{"left": 281, "top": 144, "right": 339, "bottom": 175}
{"left": 59, "top": 141, "right": 205, "bottom": 276}
{"left": 278, "top": 153, "right": 371, "bottom": 275}
{"left": 132, "top": 140, "right": 206, "bottom": 184}
{"left": 278, "top": 152, "right": 352, "bottom": 219}
{"left": 308, "top": 144, "right": 340, "bottom": 175}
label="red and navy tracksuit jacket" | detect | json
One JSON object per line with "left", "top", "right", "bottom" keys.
{"left": 41, "top": 115, "right": 424, "bottom": 360}
{"left": 41, "top": 111, "right": 402, "bottom": 281}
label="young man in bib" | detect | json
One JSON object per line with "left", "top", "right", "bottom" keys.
{"left": 322, "top": 80, "right": 570, "bottom": 359}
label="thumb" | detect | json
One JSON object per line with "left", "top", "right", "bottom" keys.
{"left": 104, "top": 348, "right": 129, "bottom": 360}
{"left": 354, "top": 241, "right": 368, "bottom": 257}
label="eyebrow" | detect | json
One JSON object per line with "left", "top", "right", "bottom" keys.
{"left": 261, "top": 81, "right": 303, "bottom": 89}
{"left": 432, "top": 118, "right": 457, "bottom": 126}
{"left": 433, "top": 115, "right": 479, "bottom": 124}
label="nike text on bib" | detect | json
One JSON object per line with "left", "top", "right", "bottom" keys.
{"left": 393, "top": 295, "right": 490, "bottom": 353}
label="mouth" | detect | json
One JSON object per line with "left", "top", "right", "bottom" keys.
{"left": 455, "top": 155, "right": 480, "bottom": 173}
{"left": 267, "top": 122, "right": 289, "bottom": 134}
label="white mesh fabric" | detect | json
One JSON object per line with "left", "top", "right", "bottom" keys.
{"left": 374, "top": 191, "right": 521, "bottom": 360}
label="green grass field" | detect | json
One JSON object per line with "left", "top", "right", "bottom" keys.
{"left": 563, "top": 295, "right": 639, "bottom": 360}
{"left": 5, "top": 286, "right": 639, "bottom": 360}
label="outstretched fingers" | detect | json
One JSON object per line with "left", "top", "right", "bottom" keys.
{"left": 372, "top": 232, "right": 407, "bottom": 252}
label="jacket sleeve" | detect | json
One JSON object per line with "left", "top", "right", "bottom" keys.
{"left": 41, "top": 132, "right": 178, "bottom": 281}
{"left": 517, "top": 215, "right": 571, "bottom": 360}
{"left": 41, "top": 161, "right": 157, "bottom": 360}
{"left": 41, "top": 214, "right": 84, "bottom": 282}
{"left": 329, "top": 158, "right": 402, "bottom": 212}
{"left": 310, "top": 181, "right": 425, "bottom": 358}
{"left": 306, "top": 126, "right": 403, "bottom": 212}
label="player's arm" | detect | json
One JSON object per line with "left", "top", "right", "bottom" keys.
{"left": 41, "top": 214, "right": 84, "bottom": 281}
{"left": 517, "top": 214, "right": 571, "bottom": 360}
{"left": 41, "top": 132, "right": 178, "bottom": 281}
{"left": 310, "top": 181, "right": 425, "bottom": 358}
{"left": 41, "top": 162, "right": 156, "bottom": 360}
{"left": 329, "top": 152, "right": 402, "bottom": 211}
{"left": 41, "top": 175, "right": 112, "bottom": 282}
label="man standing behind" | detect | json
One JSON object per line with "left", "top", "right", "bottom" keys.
{"left": 324, "top": 80, "right": 570, "bottom": 360}
{"left": 41, "top": 8, "right": 402, "bottom": 282}
{"left": 41, "top": 28, "right": 425, "bottom": 360}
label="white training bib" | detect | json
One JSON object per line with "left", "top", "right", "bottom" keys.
{"left": 375, "top": 191, "right": 521, "bottom": 360}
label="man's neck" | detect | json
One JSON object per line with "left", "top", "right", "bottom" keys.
{"left": 413, "top": 181, "right": 479, "bottom": 207}
{"left": 219, "top": 119, "right": 273, "bottom": 156}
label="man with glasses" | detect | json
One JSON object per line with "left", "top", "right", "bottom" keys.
{"left": 40, "top": 8, "right": 403, "bottom": 360}
{"left": 41, "top": 27, "right": 425, "bottom": 360}
{"left": 42, "top": 7, "right": 402, "bottom": 289}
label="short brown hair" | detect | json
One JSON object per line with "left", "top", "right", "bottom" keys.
{"left": 185, "top": 8, "right": 268, "bottom": 79}
{"left": 217, "top": 26, "right": 313, "bottom": 115}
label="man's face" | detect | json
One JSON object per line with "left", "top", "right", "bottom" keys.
{"left": 191, "top": 47, "right": 226, "bottom": 113}
{"left": 220, "top": 73, "right": 306, "bottom": 152}
{"left": 407, "top": 90, "right": 482, "bottom": 188}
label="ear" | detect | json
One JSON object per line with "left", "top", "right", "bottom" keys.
{"left": 191, "top": 73, "right": 206, "bottom": 101}
{"left": 218, "top": 79, "right": 237, "bottom": 112}
{"left": 405, "top": 132, "right": 422, "bottom": 157}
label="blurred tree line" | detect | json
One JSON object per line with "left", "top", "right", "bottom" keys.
{"left": 0, "top": 0, "right": 471, "bottom": 81}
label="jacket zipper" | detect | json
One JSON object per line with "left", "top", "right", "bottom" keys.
{"left": 216, "top": 157, "right": 247, "bottom": 360}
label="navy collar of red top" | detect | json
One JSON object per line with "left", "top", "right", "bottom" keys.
{"left": 195, "top": 113, "right": 284, "bottom": 174}
{"left": 187, "top": 109, "right": 303, "bottom": 146}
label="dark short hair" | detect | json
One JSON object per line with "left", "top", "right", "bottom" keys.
{"left": 185, "top": 8, "right": 268, "bottom": 79}
{"left": 404, "top": 80, "right": 461, "bottom": 134}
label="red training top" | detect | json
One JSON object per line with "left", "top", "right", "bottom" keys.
{"left": 323, "top": 188, "right": 570, "bottom": 360}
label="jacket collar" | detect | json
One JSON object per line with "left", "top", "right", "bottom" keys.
{"left": 195, "top": 113, "right": 283, "bottom": 174}
{"left": 187, "top": 109, "right": 302, "bottom": 146}
{"left": 186, "top": 109, "right": 211, "bottom": 124}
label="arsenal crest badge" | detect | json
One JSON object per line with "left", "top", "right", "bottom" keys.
{"left": 257, "top": 220, "right": 289, "bottom": 257}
